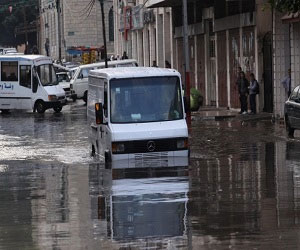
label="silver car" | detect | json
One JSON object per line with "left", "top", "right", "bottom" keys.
{"left": 285, "top": 85, "right": 300, "bottom": 137}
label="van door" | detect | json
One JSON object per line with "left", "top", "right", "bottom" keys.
{"left": 19, "top": 65, "right": 32, "bottom": 109}
{"left": 95, "top": 79, "right": 110, "bottom": 158}
{"left": 75, "top": 67, "right": 91, "bottom": 98}
{"left": 0, "top": 61, "right": 19, "bottom": 109}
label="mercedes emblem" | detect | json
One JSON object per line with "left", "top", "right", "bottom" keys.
{"left": 147, "top": 141, "right": 156, "bottom": 152}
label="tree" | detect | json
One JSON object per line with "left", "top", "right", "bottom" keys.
{"left": 268, "top": 0, "right": 300, "bottom": 13}
{"left": 0, "top": 0, "right": 38, "bottom": 46}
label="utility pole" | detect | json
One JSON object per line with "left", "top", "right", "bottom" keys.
{"left": 22, "top": 7, "right": 28, "bottom": 52}
{"left": 99, "top": 0, "right": 108, "bottom": 68}
{"left": 56, "top": 0, "right": 62, "bottom": 62}
{"left": 182, "top": 0, "right": 191, "bottom": 128}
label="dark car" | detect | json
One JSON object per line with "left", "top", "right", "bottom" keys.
{"left": 285, "top": 85, "right": 300, "bottom": 137}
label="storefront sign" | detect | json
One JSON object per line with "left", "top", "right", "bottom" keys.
{"left": 132, "top": 5, "right": 144, "bottom": 30}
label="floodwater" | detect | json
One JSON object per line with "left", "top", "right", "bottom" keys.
{"left": 1, "top": 102, "right": 300, "bottom": 249}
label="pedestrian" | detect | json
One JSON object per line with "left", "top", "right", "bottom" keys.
{"left": 281, "top": 68, "right": 291, "bottom": 98}
{"left": 248, "top": 73, "right": 259, "bottom": 115}
{"left": 32, "top": 45, "right": 39, "bottom": 55}
{"left": 237, "top": 71, "right": 249, "bottom": 114}
{"left": 165, "top": 60, "right": 171, "bottom": 68}
{"left": 152, "top": 60, "right": 158, "bottom": 67}
{"left": 45, "top": 38, "right": 50, "bottom": 57}
{"left": 122, "top": 51, "right": 128, "bottom": 59}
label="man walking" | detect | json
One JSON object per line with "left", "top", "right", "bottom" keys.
{"left": 282, "top": 69, "right": 291, "bottom": 98}
{"left": 249, "top": 73, "right": 259, "bottom": 114}
{"left": 237, "top": 71, "right": 249, "bottom": 114}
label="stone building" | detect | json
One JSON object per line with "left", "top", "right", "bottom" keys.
{"left": 39, "top": 0, "right": 114, "bottom": 61}
{"left": 114, "top": 0, "right": 276, "bottom": 113}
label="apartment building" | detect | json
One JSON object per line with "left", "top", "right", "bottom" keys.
{"left": 39, "top": 0, "right": 114, "bottom": 61}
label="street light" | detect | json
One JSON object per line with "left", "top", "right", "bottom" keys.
{"left": 99, "top": 0, "right": 108, "bottom": 68}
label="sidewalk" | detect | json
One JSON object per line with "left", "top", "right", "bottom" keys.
{"left": 192, "top": 107, "right": 273, "bottom": 122}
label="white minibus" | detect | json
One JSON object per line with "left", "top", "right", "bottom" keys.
{"left": 0, "top": 55, "right": 66, "bottom": 113}
{"left": 70, "top": 59, "right": 137, "bottom": 103}
{"left": 87, "top": 67, "right": 189, "bottom": 168}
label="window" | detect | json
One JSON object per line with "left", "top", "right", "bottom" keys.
{"left": 36, "top": 64, "right": 57, "bottom": 86}
{"left": 79, "top": 68, "right": 92, "bottom": 79}
{"left": 20, "top": 65, "right": 31, "bottom": 88}
{"left": 110, "top": 76, "right": 183, "bottom": 123}
{"left": 290, "top": 86, "right": 300, "bottom": 101}
{"left": 1, "top": 61, "right": 18, "bottom": 81}
{"left": 109, "top": 7, "right": 114, "bottom": 42}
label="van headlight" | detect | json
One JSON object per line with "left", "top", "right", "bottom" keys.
{"left": 48, "top": 95, "right": 57, "bottom": 101}
{"left": 112, "top": 142, "right": 125, "bottom": 153}
{"left": 177, "top": 138, "right": 188, "bottom": 149}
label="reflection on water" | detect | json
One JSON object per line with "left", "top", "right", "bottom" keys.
{"left": 3, "top": 109, "right": 300, "bottom": 248}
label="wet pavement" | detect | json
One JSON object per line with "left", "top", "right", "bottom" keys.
{"left": 1, "top": 102, "right": 300, "bottom": 249}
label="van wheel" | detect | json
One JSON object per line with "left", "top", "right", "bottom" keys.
{"left": 83, "top": 91, "right": 88, "bottom": 103}
{"left": 286, "top": 116, "right": 295, "bottom": 137}
{"left": 35, "top": 101, "right": 46, "bottom": 114}
{"left": 72, "top": 96, "right": 77, "bottom": 102}
{"left": 53, "top": 106, "right": 62, "bottom": 113}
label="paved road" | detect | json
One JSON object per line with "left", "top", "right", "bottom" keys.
{"left": 1, "top": 102, "right": 300, "bottom": 249}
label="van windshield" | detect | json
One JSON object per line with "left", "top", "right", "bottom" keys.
{"left": 110, "top": 76, "right": 183, "bottom": 123}
{"left": 36, "top": 64, "right": 58, "bottom": 86}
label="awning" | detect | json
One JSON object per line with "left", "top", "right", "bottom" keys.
{"left": 282, "top": 12, "right": 300, "bottom": 24}
{"left": 147, "top": 0, "right": 183, "bottom": 8}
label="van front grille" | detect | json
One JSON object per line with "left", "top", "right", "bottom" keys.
{"left": 113, "top": 137, "right": 187, "bottom": 154}
{"left": 133, "top": 152, "right": 169, "bottom": 168}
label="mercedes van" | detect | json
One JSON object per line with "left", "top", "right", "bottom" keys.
{"left": 87, "top": 67, "right": 189, "bottom": 168}
{"left": 0, "top": 55, "right": 66, "bottom": 113}
{"left": 71, "top": 59, "right": 137, "bottom": 103}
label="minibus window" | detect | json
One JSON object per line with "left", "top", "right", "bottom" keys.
{"left": 36, "top": 64, "right": 58, "bottom": 86}
{"left": 1, "top": 61, "right": 18, "bottom": 82}
{"left": 110, "top": 76, "right": 183, "bottom": 123}
{"left": 20, "top": 65, "right": 31, "bottom": 88}
{"left": 80, "top": 68, "right": 92, "bottom": 79}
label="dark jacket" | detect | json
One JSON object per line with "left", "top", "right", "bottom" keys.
{"left": 237, "top": 77, "right": 249, "bottom": 95}
{"left": 249, "top": 79, "right": 258, "bottom": 95}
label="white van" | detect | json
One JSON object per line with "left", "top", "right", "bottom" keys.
{"left": 0, "top": 55, "right": 66, "bottom": 113}
{"left": 71, "top": 59, "right": 137, "bottom": 103}
{"left": 87, "top": 67, "right": 189, "bottom": 168}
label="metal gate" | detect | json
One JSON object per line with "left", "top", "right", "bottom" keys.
{"left": 263, "top": 32, "right": 273, "bottom": 113}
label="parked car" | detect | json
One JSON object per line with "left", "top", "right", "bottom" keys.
{"left": 56, "top": 72, "right": 71, "bottom": 98}
{"left": 284, "top": 85, "right": 300, "bottom": 137}
{"left": 70, "top": 59, "right": 138, "bottom": 103}
{"left": 0, "top": 47, "right": 17, "bottom": 55}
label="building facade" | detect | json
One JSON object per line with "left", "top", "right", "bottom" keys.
{"left": 39, "top": 0, "right": 114, "bottom": 61}
{"left": 114, "top": 0, "right": 275, "bottom": 112}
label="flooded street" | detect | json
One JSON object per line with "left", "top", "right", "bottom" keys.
{"left": 1, "top": 103, "right": 300, "bottom": 249}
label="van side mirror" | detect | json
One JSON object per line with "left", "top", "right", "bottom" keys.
{"left": 184, "top": 96, "right": 190, "bottom": 113}
{"left": 32, "top": 75, "right": 39, "bottom": 93}
{"left": 95, "top": 103, "right": 104, "bottom": 124}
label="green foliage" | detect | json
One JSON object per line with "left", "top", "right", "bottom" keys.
{"left": 0, "top": 0, "right": 38, "bottom": 46}
{"left": 268, "top": 0, "right": 300, "bottom": 13}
